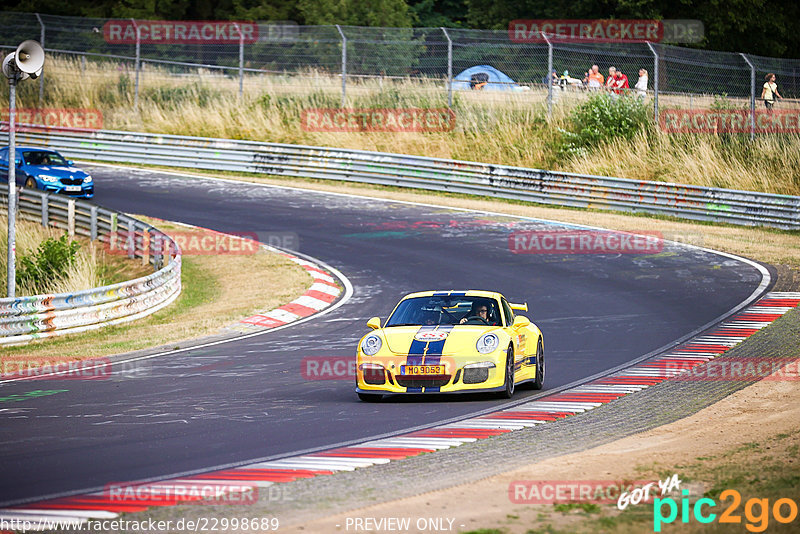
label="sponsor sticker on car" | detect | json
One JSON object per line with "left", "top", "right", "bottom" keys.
{"left": 413, "top": 331, "right": 449, "bottom": 342}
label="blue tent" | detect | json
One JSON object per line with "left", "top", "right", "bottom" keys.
{"left": 451, "top": 65, "right": 526, "bottom": 91}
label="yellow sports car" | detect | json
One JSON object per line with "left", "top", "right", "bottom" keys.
{"left": 356, "top": 290, "right": 544, "bottom": 401}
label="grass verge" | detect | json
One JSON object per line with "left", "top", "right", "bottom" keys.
{"left": 6, "top": 55, "right": 800, "bottom": 196}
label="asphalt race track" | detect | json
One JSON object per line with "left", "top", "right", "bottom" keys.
{"left": 0, "top": 165, "right": 768, "bottom": 505}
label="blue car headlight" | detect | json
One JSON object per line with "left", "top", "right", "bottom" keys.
{"left": 360, "top": 334, "right": 382, "bottom": 356}
{"left": 83, "top": 175, "right": 93, "bottom": 184}
{"left": 476, "top": 333, "right": 500, "bottom": 354}
{"left": 38, "top": 174, "right": 59, "bottom": 183}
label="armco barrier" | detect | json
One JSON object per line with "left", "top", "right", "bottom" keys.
{"left": 2, "top": 127, "right": 798, "bottom": 229}
{"left": 0, "top": 188, "right": 181, "bottom": 344}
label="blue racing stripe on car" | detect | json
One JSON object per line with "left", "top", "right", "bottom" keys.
{"left": 422, "top": 324, "right": 454, "bottom": 393}
{"left": 432, "top": 291, "right": 467, "bottom": 297}
{"left": 422, "top": 324, "right": 454, "bottom": 366}
{"left": 407, "top": 325, "right": 436, "bottom": 365}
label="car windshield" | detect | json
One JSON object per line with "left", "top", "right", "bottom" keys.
{"left": 385, "top": 295, "right": 502, "bottom": 327}
{"left": 23, "top": 151, "right": 68, "bottom": 166}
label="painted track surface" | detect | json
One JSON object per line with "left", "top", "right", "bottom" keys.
{"left": 0, "top": 165, "right": 767, "bottom": 505}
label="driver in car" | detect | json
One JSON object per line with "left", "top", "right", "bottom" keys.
{"left": 460, "top": 304, "right": 490, "bottom": 324}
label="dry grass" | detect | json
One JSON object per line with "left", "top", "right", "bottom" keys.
{"left": 8, "top": 55, "right": 800, "bottom": 196}
{"left": 0, "top": 216, "right": 105, "bottom": 297}
{"left": 1, "top": 216, "right": 312, "bottom": 360}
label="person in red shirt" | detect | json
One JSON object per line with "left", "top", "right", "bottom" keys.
{"left": 612, "top": 69, "right": 630, "bottom": 95}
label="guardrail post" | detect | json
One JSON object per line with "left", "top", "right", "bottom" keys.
{"left": 131, "top": 18, "right": 141, "bottom": 109}
{"left": 153, "top": 233, "right": 162, "bottom": 270}
{"left": 41, "top": 195, "right": 48, "bottom": 227}
{"left": 646, "top": 42, "right": 659, "bottom": 124}
{"left": 90, "top": 205, "right": 97, "bottom": 240}
{"left": 67, "top": 199, "right": 75, "bottom": 237}
{"left": 543, "top": 32, "right": 553, "bottom": 120}
{"left": 141, "top": 229, "right": 150, "bottom": 266}
{"left": 35, "top": 13, "right": 45, "bottom": 106}
{"left": 126, "top": 219, "right": 135, "bottom": 259}
{"left": 336, "top": 25, "right": 347, "bottom": 108}
{"left": 740, "top": 53, "right": 756, "bottom": 141}
{"left": 441, "top": 27, "right": 453, "bottom": 108}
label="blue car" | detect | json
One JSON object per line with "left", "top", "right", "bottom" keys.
{"left": 0, "top": 147, "right": 93, "bottom": 198}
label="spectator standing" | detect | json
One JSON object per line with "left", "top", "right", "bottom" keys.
{"left": 612, "top": 69, "right": 629, "bottom": 94}
{"left": 635, "top": 68, "right": 648, "bottom": 98}
{"left": 586, "top": 65, "right": 604, "bottom": 89}
{"left": 605, "top": 67, "right": 616, "bottom": 91}
{"left": 761, "top": 73, "right": 782, "bottom": 110}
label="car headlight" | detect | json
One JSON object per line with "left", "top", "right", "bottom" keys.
{"left": 83, "top": 175, "right": 93, "bottom": 184}
{"left": 38, "top": 174, "right": 59, "bottom": 183}
{"left": 476, "top": 333, "right": 500, "bottom": 354}
{"left": 360, "top": 334, "right": 382, "bottom": 356}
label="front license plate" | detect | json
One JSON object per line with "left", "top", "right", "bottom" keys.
{"left": 402, "top": 365, "right": 445, "bottom": 375}
{"left": 65, "top": 185, "right": 81, "bottom": 192}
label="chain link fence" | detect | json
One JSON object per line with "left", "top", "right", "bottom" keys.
{"left": 1, "top": 11, "right": 799, "bottom": 129}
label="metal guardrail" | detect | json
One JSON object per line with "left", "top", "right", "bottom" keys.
{"left": 0, "top": 188, "right": 181, "bottom": 344}
{"left": 2, "top": 127, "right": 799, "bottom": 229}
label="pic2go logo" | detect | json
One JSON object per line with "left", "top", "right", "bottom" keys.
{"left": 654, "top": 489, "right": 799, "bottom": 532}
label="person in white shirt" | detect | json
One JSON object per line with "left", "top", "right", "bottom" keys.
{"left": 635, "top": 68, "right": 648, "bottom": 98}
{"left": 761, "top": 73, "right": 782, "bottom": 110}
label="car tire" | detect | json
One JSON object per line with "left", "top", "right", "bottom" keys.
{"left": 24, "top": 176, "right": 37, "bottom": 190}
{"left": 357, "top": 392, "right": 382, "bottom": 402}
{"left": 500, "top": 345, "right": 515, "bottom": 399}
{"left": 533, "top": 338, "right": 545, "bottom": 390}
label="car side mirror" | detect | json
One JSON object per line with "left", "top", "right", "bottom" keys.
{"left": 67, "top": 160, "right": 74, "bottom": 166}
{"left": 366, "top": 317, "right": 381, "bottom": 330}
{"left": 15, "top": 159, "right": 22, "bottom": 167}
{"left": 513, "top": 315, "right": 531, "bottom": 328}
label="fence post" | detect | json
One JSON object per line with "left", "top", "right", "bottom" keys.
{"left": 336, "top": 25, "right": 346, "bottom": 108}
{"left": 740, "top": 53, "right": 756, "bottom": 141}
{"left": 646, "top": 42, "right": 659, "bottom": 124}
{"left": 131, "top": 18, "right": 141, "bottom": 108}
{"left": 35, "top": 13, "right": 45, "bottom": 106}
{"left": 441, "top": 27, "right": 453, "bottom": 108}
{"left": 233, "top": 22, "right": 244, "bottom": 99}
{"left": 542, "top": 32, "right": 553, "bottom": 120}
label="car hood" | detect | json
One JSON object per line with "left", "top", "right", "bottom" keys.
{"left": 30, "top": 166, "right": 89, "bottom": 178}
{"left": 380, "top": 325, "right": 503, "bottom": 355}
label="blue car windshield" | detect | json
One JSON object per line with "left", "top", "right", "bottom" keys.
{"left": 386, "top": 296, "right": 501, "bottom": 327}
{"left": 23, "top": 151, "right": 68, "bottom": 166}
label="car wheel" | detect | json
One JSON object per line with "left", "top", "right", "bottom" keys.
{"left": 500, "top": 345, "right": 515, "bottom": 399}
{"left": 357, "top": 392, "right": 382, "bottom": 402}
{"left": 24, "top": 177, "right": 37, "bottom": 190}
{"left": 533, "top": 338, "right": 545, "bottom": 390}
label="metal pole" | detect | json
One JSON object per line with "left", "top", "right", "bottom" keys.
{"left": 132, "top": 18, "right": 140, "bottom": 108}
{"left": 646, "top": 42, "right": 659, "bottom": 124}
{"left": 441, "top": 27, "right": 453, "bottom": 108}
{"left": 7, "top": 79, "right": 17, "bottom": 298}
{"left": 740, "top": 53, "right": 756, "bottom": 141}
{"left": 35, "top": 13, "right": 45, "bottom": 106}
{"left": 543, "top": 32, "right": 552, "bottom": 120}
{"left": 233, "top": 22, "right": 244, "bottom": 98}
{"left": 336, "top": 25, "right": 346, "bottom": 108}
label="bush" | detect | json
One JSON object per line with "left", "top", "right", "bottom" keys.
{"left": 16, "top": 232, "right": 81, "bottom": 291}
{"left": 559, "top": 93, "right": 652, "bottom": 157}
